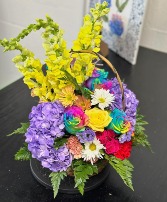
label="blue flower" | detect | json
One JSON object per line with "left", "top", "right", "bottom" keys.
{"left": 107, "top": 109, "right": 131, "bottom": 134}
{"left": 109, "top": 14, "right": 124, "bottom": 36}
{"left": 101, "top": 0, "right": 112, "bottom": 8}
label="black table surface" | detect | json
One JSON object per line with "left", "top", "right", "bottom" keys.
{"left": 0, "top": 47, "right": 167, "bottom": 202}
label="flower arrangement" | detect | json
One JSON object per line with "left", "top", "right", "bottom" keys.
{"left": 0, "top": 2, "right": 151, "bottom": 198}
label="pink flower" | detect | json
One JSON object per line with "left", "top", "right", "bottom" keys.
{"left": 96, "top": 130, "right": 120, "bottom": 154}
{"left": 96, "top": 130, "right": 116, "bottom": 145}
{"left": 67, "top": 136, "right": 83, "bottom": 159}
{"left": 95, "top": 80, "right": 112, "bottom": 90}
{"left": 105, "top": 140, "right": 120, "bottom": 154}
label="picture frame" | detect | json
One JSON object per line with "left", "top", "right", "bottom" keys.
{"left": 88, "top": 0, "right": 148, "bottom": 65}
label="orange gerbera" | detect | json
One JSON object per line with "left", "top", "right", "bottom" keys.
{"left": 74, "top": 95, "right": 91, "bottom": 111}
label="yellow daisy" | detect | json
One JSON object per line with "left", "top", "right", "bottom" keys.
{"left": 58, "top": 85, "right": 77, "bottom": 107}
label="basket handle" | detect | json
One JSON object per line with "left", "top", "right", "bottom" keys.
{"left": 70, "top": 49, "right": 125, "bottom": 110}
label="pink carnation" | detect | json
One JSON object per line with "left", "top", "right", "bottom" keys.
{"left": 96, "top": 130, "right": 120, "bottom": 154}
{"left": 96, "top": 130, "right": 116, "bottom": 145}
{"left": 67, "top": 136, "right": 83, "bottom": 159}
{"left": 105, "top": 139, "right": 120, "bottom": 154}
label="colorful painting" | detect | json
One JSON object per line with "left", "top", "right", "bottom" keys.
{"left": 89, "top": 0, "right": 148, "bottom": 64}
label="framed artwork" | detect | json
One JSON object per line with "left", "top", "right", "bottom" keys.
{"left": 88, "top": 0, "right": 148, "bottom": 64}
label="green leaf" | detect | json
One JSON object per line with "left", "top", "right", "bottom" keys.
{"left": 105, "top": 155, "right": 134, "bottom": 191}
{"left": 54, "top": 138, "right": 67, "bottom": 149}
{"left": 7, "top": 122, "right": 29, "bottom": 136}
{"left": 73, "top": 160, "right": 98, "bottom": 195}
{"left": 116, "top": 0, "right": 129, "bottom": 12}
{"left": 15, "top": 145, "right": 31, "bottom": 161}
{"left": 61, "top": 69, "right": 92, "bottom": 99}
{"left": 119, "top": 0, "right": 129, "bottom": 12}
{"left": 49, "top": 171, "right": 67, "bottom": 198}
{"left": 133, "top": 112, "right": 152, "bottom": 151}
{"left": 102, "top": 15, "right": 108, "bottom": 22}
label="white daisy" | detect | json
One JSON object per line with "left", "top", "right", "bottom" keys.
{"left": 82, "top": 137, "right": 105, "bottom": 164}
{"left": 91, "top": 88, "right": 115, "bottom": 110}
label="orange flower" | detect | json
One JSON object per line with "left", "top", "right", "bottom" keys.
{"left": 74, "top": 95, "right": 91, "bottom": 111}
{"left": 67, "top": 136, "right": 83, "bottom": 159}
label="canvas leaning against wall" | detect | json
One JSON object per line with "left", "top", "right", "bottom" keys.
{"left": 88, "top": 0, "right": 147, "bottom": 64}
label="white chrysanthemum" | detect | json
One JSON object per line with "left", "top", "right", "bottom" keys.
{"left": 91, "top": 88, "right": 115, "bottom": 110}
{"left": 82, "top": 137, "right": 105, "bottom": 164}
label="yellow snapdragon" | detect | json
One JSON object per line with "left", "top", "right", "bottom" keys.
{"left": 0, "top": 2, "right": 109, "bottom": 102}
{"left": 71, "top": 1, "right": 109, "bottom": 84}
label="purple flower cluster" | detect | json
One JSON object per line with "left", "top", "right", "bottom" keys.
{"left": 25, "top": 101, "right": 72, "bottom": 172}
{"left": 110, "top": 78, "right": 139, "bottom": 142}
{"left": 76, "top": 128, "right": 96, "bottom": 143}
{"left": 110, "top": 78, "right": 123, "bottom": 110}
{"left": 119, "top": 132, "right": 132, "bottom": 143}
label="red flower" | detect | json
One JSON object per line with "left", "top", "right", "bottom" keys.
{"left": 96, "top": 130, "right": 115, "bottom": 145}
{"left": 105, "top": 140, "right": 120, "bottom": 154}
{"left": 114, "top": 141, "right": 132, "bottom": 160}
{"left": 96, "top": 130, "right": 120, "bottom": 154}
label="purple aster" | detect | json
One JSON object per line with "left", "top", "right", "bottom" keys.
{"left": 76, "top": 128, "right": 96, "bottom": 143}
{"left": 25, "top": 101, "right": 72, "bottom": 172}
{"left": 119, "top": 132, "right": 132, "bottom": 143}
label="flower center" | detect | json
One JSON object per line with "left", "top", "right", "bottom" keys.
{"left": 67, "top": 95, "right": 72, "bottom": 101}
{"left": 89, "top": 143, "right": 96, "bottom": 151}
{"left": 98, "top": 97, "right": 105, "bottom": 103}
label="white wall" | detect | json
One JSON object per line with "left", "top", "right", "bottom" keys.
{"left": 0, "top": 0, "right": 85, "bottom": 89}
{"left": 0, "top": 0, "right": 167, "bottom": 89}
{"left": 140, "top": 0, "right": 167, "bottom": 53}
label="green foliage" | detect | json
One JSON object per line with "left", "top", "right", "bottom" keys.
{"left": 61, "top": 69, "right": 92, "bottom": 99}
{"left": 133, "top": 112, "right": 152, "bottom": 151}
{"left": 105, "top": 155, "right": 134, "bottom": 190}
{"left": 0, "top": 15, "right": 59, "bottom": 53}
{"left": 7, "top": 123, "right": 29, "bottom": 136}
{"left": 116, "top": 0, "right": 129, "bottom": 12}
{"left": 15, "top": 144, "right": 31, "bottom": 161}
{"left": 54, "top": 138, "right": 67, "bottom": 149}
{"left": 49, "top": 171, "right": 67, "bottom": 198}
{"left": 102, "top": 15, "right": 108, "bottom": 22}
{"left": 73, "top": 160, "right": 98, "bottom": 195}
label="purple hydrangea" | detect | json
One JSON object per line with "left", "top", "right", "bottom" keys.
{"left": 110, "top": 78, "right": 139, "bottom": 140}
{"left": 25, "top": 101, "right": 72, "bottom": 172}
{"left": 40, "top": 146, "right": 72, "bottom": 172}
{"left": 109, "top": 78, "right": 123, "bottom": 110}
{"left": 76, "top": 128, "right": 96, "bottom": 143}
